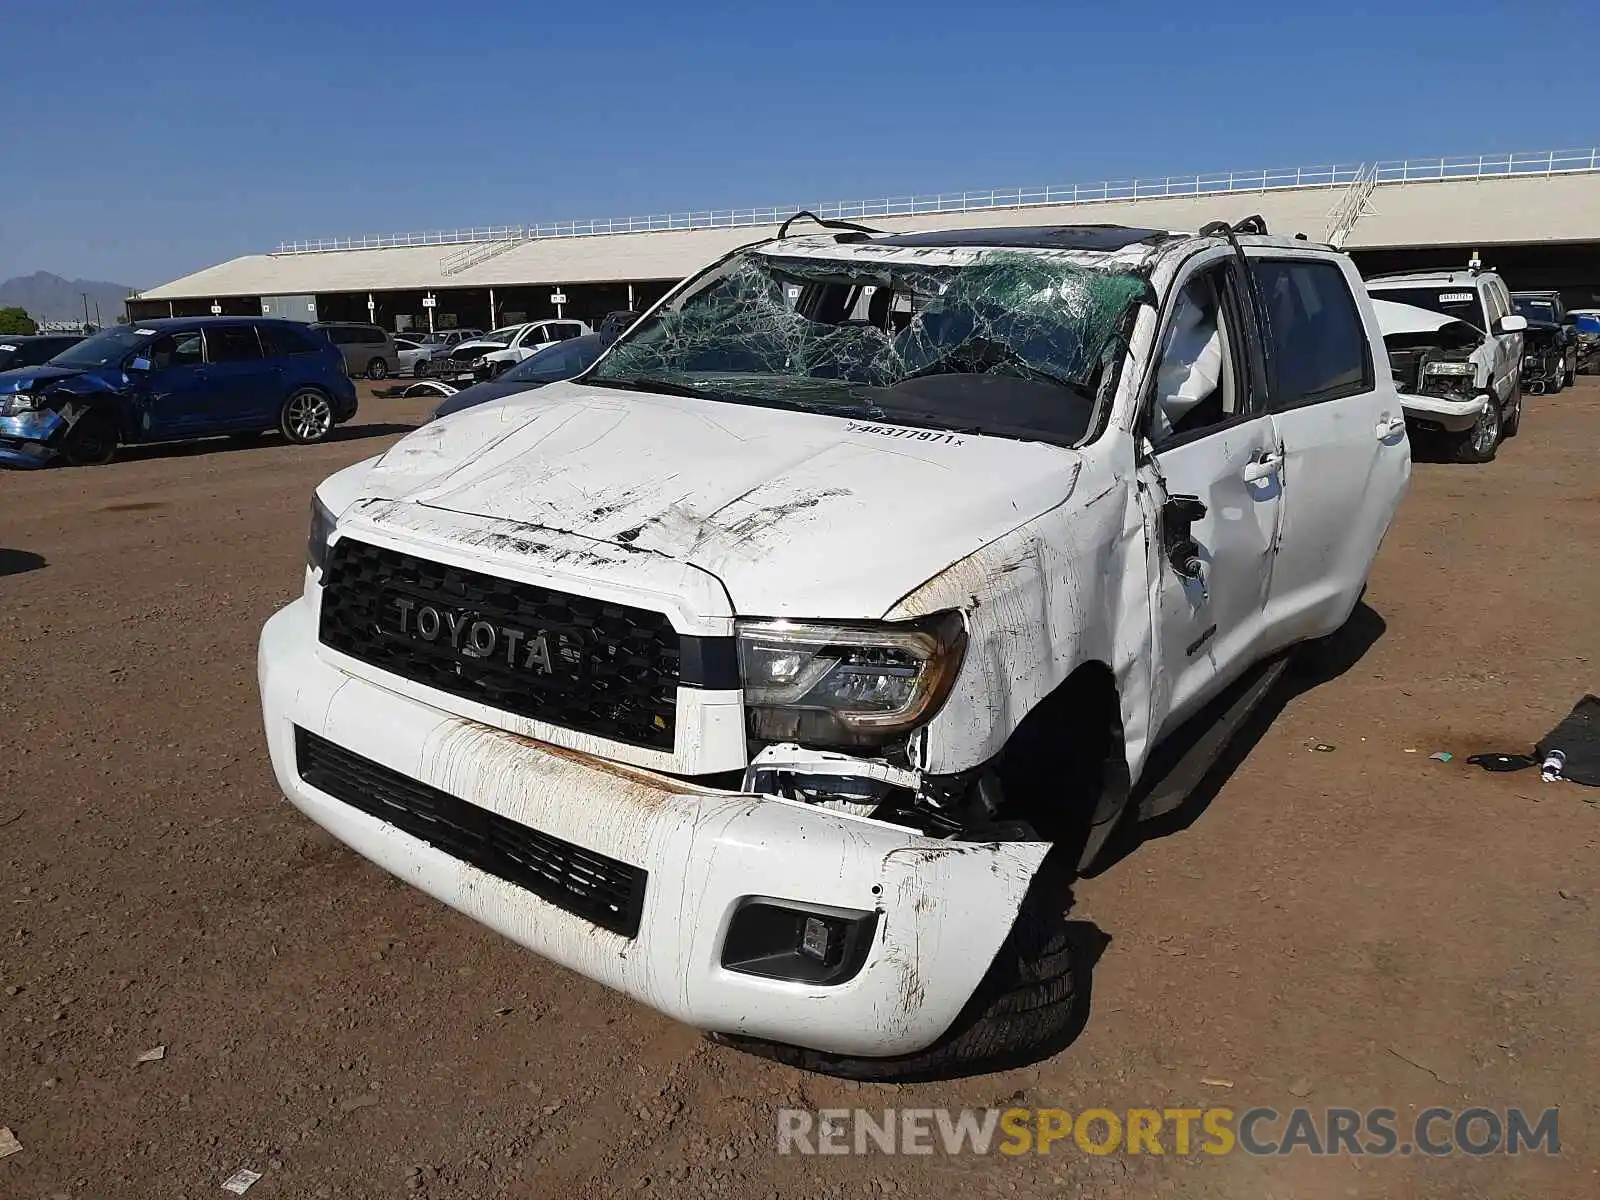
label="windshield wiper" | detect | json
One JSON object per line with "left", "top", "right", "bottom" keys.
{"left": 585, "top": 375, "right": 793, "bottom": 411}
{"left": 587, "top": 375, "right": 734, "bottom": 402}
{"left": 902, "top": 338, "right": 1094, "bottom": 401}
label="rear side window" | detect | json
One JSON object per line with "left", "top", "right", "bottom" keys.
{"left": 206, "top": 325, "right": 263, "bottom": 363}
{"left": 1254, "top": 260, "right": 1373, "bottom": 409}
{"left": 355, "top": 326, "right": 386, "bottom": 345}
{"left": 260, "top": 324, "right": 322, "bottom": 357}
{"left": 321, "top": 325, "right": 354, "bottom": 345}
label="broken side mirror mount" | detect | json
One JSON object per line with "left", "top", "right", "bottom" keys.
{"left": 1162, "top": 494, "right": 1208, "bottom": 581}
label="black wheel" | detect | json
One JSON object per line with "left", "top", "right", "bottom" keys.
{"left": 1548, "top": 361, "right": 1564, "bottom": 394}
{"left": 413, "top": 357, "right": 430, "bottom": 378}
{"left": 1449, "top": 393, "right": 1502, "bottom": 463}
{"left": 61, "top": 410, "right": 118, "bottom": 466}
{"left": 366, "top": 358, "right": 389, "bottom": 381}
{"left": 280, "top": 388, "right": 335, "bottom": 444}
{"left": 1564, "top": 363, "right": 1577, "bottom": 388}
{"left": 1503, "top": 380, "right": 1522, "bottom": 438}
{"left": 713, "top": 867, "right": 1081, "bottom": 1082}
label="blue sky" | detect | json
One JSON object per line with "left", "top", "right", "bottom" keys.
{"left": 2, "top": 0, "right": 1594, "bottom": 287}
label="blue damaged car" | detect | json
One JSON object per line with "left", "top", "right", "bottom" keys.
{"left": 0, "top": 317, "right": 358, "bottom": 468}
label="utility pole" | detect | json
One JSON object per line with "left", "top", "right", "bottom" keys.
{"left": 81, "top": 293, "right": 90, "bottom": 330}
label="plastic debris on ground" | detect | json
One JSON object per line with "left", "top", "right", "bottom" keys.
{"left": 221, "top": 1168, "right": 262, "bottom": 1194}
{"left": 1466, "top": 753, "right": 1537, "bottom": 773}
{"left": 0, "top": 1127, "right": 21, "bottom": 1159}
{"left": 136, "top": 1045, "right": 166, "bottom": 1063}
{"left": 1541, "top": 750, "right": 1567, "bottom": 783}
{"left": 1430, "top": 751, "right": 1453, "bottom": 763}
{"left": 1310, "top": 743, "right": 1335, "bottom": 753}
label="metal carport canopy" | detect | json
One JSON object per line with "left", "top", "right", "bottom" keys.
{"left": 134, "top": 170, "right": 1600, "bottom": 303}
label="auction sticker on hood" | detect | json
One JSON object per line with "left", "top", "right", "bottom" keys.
{"left": 1439, "top": 293, "right": 1475, "bottom": 304}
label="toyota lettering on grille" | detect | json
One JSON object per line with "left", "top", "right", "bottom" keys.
{"left": 384, "top": 595, "right": 582, "bottom": 675}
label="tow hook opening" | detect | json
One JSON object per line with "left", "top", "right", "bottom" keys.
{"left": 720, "top": 898, "right": 879, "bottom": 985}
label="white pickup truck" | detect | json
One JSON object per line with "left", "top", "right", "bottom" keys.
{"left": 259, "top": 216, "right": 1410, "bottom": 1079}
{"left": 1367, "top": 267, "right": 1527, "bottom": 463}
{"left": 433, "top": 319, "right": 592, "bottom": 383}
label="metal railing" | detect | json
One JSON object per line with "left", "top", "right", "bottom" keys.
{"left": 271, "top": 146, "right": 1600, "bottom": 255}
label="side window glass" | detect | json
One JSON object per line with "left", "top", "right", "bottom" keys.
{"left": 260, "top": 324, "right": 316, "bottom": 357}
{"left": 1147, "top": 267, "right": 1241, "bottom": 445}
{"left": 1253, "top": 260, "right": 1372, "bottom": 408}
{"left": 206, "top": 325, "right": 263, "bottom": 363}
{"left": 148, "top": 332, "right": 203, "bottom": 369}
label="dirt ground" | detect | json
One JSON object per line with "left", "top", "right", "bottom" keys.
{"left": 1, "top": 381, "right": 1596, "bottom": 1200}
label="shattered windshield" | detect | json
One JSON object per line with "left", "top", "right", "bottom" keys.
{"left": 588, "top": 246, "right": 1149, "bottom": 446}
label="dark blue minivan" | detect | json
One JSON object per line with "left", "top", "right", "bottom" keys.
{"left": 0, "top": 318, "right": 358, "bottom": 468}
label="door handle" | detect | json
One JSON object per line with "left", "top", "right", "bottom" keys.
{"left": 1241, "top": 452, "right": 1282, "bottom": 483}
{"left": 1375, "top": 414, "right": 1406, "bottom": 440}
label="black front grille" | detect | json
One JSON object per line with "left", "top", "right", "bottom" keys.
{"left": 295, "top": 727, "right": 647, "bottom": 936}
{"left": 319, "top": 538, "right": 678, "bottom": 750}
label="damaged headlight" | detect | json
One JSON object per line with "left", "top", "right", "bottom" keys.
{"left": 307, "top": 494, "right": 337, "bottom": 574}
{"left": 736, "top": 613, "right": 966, "bottom": 749}
{"left": 1, "top": 393, "right": 39, "bottom": 416}
{"left": 1423, "top": 361, "right": 1474, "bottom": 376}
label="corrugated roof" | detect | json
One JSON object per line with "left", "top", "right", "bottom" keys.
{"left": 136, "top": 171, "right": 1600, "bottom": 302}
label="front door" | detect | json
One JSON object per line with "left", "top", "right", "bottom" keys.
{"left": 133, "top": 330, "right": 207, "bottom": 439}
{"left": 1137, "top": 255, "right": 1285, "bottom": 738}
{"left": 1253, "top": 254, "right": 1401, "bottom": 645}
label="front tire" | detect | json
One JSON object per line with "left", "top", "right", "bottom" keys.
{"left": 61, "top": 411, "right": 118, "bottom": 467}
{"left": 1450, "top": 393, "right": 1502, "bottom": 462}
{"left": 280, "top": 388, "right": 335, "bottom": 444}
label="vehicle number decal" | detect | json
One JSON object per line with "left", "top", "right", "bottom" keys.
{"left": 1439, "top": 293, "right": 1474, "bottom": 304}
{"left": 846, "top": 421, "right": 965, "bottom": 446}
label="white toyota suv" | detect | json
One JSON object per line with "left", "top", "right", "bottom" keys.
{"left": 435, "top": 319, "right": 592, "bottom": 382}
{"left": 259, "top": 216, "right": 1410, "bottom": 1078}
{"left": 1366, "top": 266, "right": 1527, "bottom": 462}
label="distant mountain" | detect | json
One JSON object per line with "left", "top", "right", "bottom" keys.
{"left": 0, "top": 272, "right": 137, "bottom": 325}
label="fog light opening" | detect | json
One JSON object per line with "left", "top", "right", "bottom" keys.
{"left": 721, "top": 898, "right": 879, "bottom": 986}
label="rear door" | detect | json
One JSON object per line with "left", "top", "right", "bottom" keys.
{"left": 1137, "top": 250, "right": 1286, "bottom": 735}
{"left": 1252, "top": 252, "right": 1404, "bottom": 646}
{"left": 202, "top": 324, "right": 277, "bottom": 430}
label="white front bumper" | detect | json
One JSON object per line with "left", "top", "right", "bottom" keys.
{"left": 1400, "top": 391, "right": 1489, "bottom": 432}
{"left": 258, "top": 598, "right": 1048, "bottom": 1058}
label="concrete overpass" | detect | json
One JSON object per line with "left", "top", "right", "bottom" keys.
{"left": 129, "top": 147, "right": 1600, "bottom": 330}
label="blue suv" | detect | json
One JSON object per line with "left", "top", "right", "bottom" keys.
{"left": 0, "top": 317, "right": 358, "bottom": 468}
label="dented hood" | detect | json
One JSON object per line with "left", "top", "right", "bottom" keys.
{"left": 362, "top": 382, "right": 1083, "bottom": 618}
